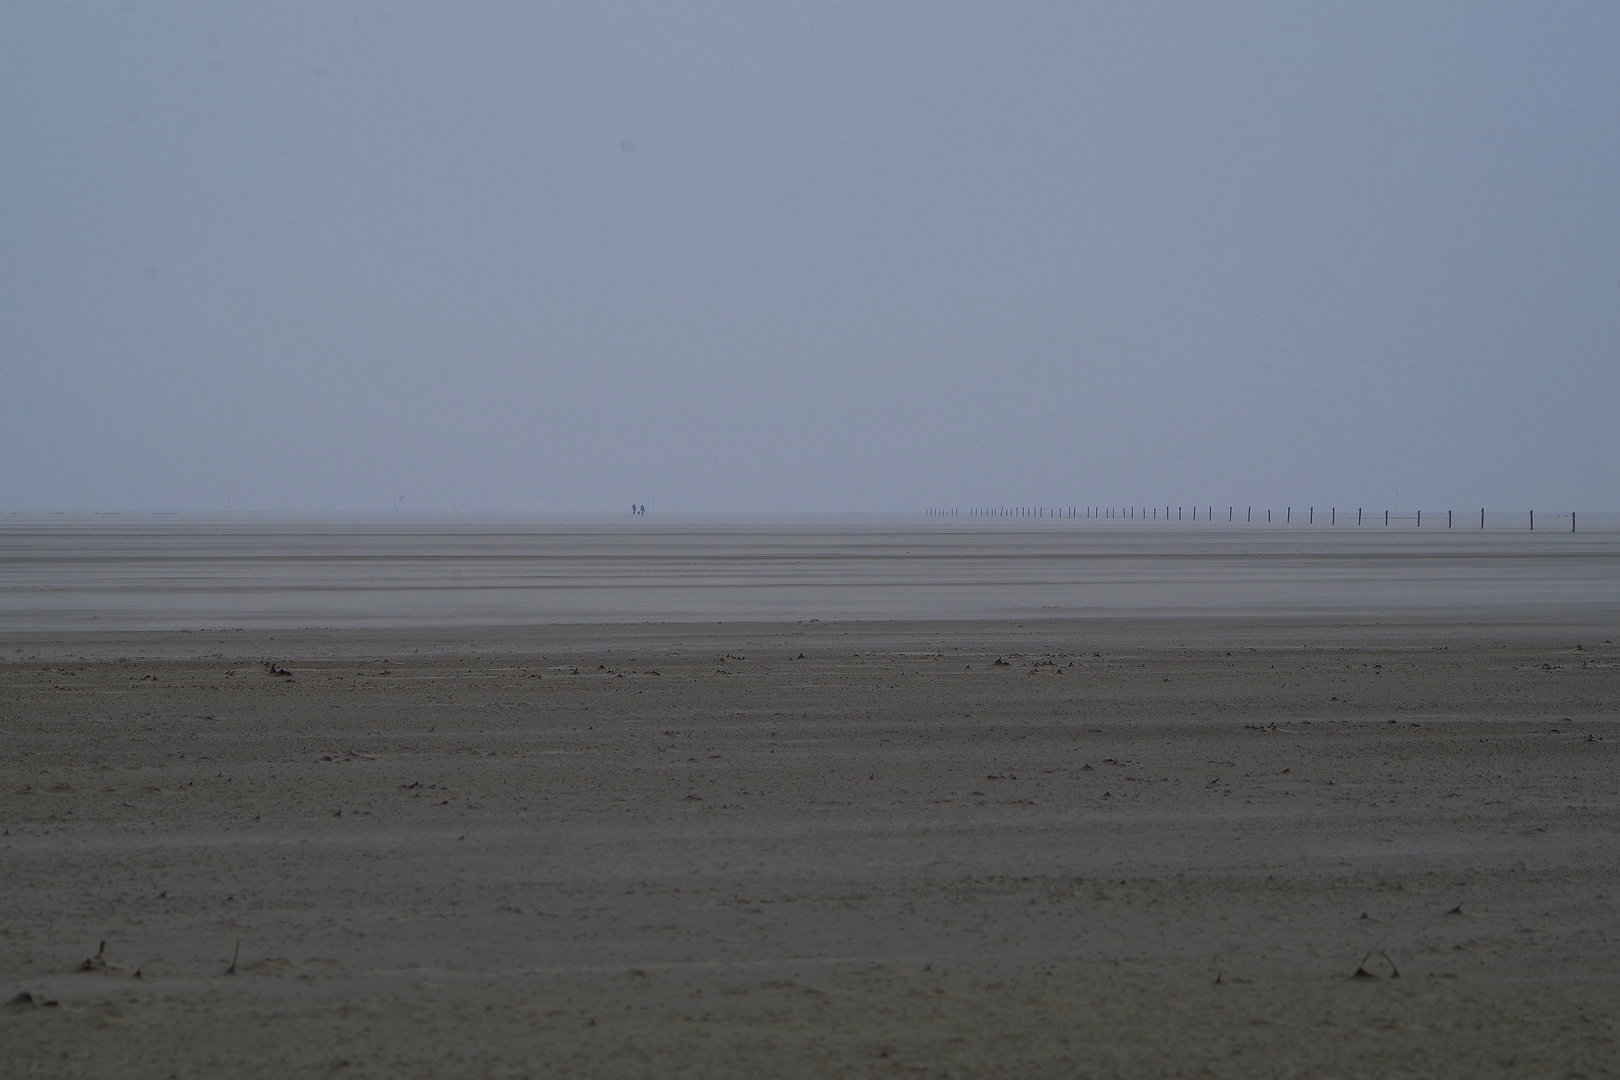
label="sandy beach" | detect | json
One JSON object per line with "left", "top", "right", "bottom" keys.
{"left": 3, "top": 518, "right": 1618, "bottom": 1078}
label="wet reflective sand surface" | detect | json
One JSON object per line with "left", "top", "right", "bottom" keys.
{"left": 4, "top": 513, "right": 1616, "bottom": 629}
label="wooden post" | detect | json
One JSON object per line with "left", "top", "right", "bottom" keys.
{"left": 1309, "top": 507, "right": 1314, "bottom": 525}
{"left": 1385, "top": 510, "right": 1389, "bottom": 526}
{"left": 1572, "top": 512, "right": 1576, "bottom": 533}
{"left": 1358, "top": 507, "right": 1362, "bottom": 525}
{"left": 1448, "top": 510, "right": 1452, "bottom": 528}
{"left": 1286, "top": 507, "right": 1291, "bottom": 523}
{"left": 1530, "top": 510, "right": 1534, "bottom": 531}
{"left": 1480, "top": 508, "right": 1484, "bottom": 529}
{"left": 1417, "top": 510, "right": 1421, "bottom": 527}
{"left": 1331, "top": 507, "right": 1335, "bottom": 524}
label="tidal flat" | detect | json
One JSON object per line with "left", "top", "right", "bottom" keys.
{"left": 3, "top": 517, "right": 1617, "bottom": 1078}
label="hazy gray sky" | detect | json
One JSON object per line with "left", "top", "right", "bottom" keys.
{"left": 3, "top": 2, "right": 1616, "bottom": 513}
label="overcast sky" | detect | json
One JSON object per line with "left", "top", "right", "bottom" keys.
{"left": 3, "top": 2, "right": 1616, "bottom": 513}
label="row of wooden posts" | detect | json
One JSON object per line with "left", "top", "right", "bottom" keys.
{"left": 925, "top": 507, "right": 1577, "bottom": 531}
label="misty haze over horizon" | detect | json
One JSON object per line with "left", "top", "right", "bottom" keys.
{"left": 4, "top": 3, "right": 1617, "bottom": 514}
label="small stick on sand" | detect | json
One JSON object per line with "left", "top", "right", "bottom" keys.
{"left": 78, "top": 940, "right": 108, "bottom": 972}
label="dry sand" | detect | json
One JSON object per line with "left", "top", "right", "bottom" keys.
{"left": 3, "top": 518, "right": 1619, "bottom": 1078}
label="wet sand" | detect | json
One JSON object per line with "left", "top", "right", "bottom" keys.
{"left": 3, "top": 518, "right": 1619, "bottom": 1077}
{"left": 3, "top": 513, "right": 1616, "bottom": 629}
